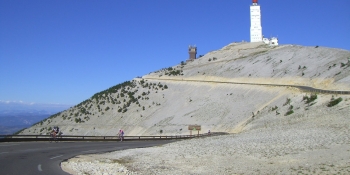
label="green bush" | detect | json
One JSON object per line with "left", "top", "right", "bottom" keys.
{"left": 327, "top": 97, "right": 342, "bottom": 107}
{"left": 75, "top": 118, "right": 82, "bottom": 123}
{"left": 303, "top": 94, "right": 317, "bottom": 104}
{"left": 283, "top": 98, "right": 291, "bottom": 106}
{"left": 285, "top": 110, "right": 294, "bottom": 116}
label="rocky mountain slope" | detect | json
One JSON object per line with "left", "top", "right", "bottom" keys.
{"left": 19, "top": 42, "right": 350, "bottom": 136}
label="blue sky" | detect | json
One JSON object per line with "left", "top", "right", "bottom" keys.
{"left": 1, "top": 0, "right": 349, "bottom": 105}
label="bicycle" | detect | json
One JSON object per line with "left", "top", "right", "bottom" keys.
{"left": 49, "top": 132, "right": 58, "bottom": 143}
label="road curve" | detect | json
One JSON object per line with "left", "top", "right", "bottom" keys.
{"left": 0, "top": 140, "right": 173, "bottom": 175}
{"left": 143, "top": 77, "right": 350, "bottom": 95}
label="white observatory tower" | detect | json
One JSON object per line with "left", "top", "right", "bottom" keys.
{"left": 250, "top": 0, "right": 263, "bottom": 42}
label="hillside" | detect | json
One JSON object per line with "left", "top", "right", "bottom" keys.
{"left": 19, "top": 42, "right": 350, "bottom": 136}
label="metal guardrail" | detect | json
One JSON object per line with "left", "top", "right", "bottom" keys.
{"left": 0, "top": 132, "right": 228, "bottom": 142}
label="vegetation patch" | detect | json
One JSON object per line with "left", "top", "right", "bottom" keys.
{"left": 283, "top": 98, "right": 291, "bottom": 106}
{"left": 303, "top": 94, "right": 317, "bottom": 104}
{"left": 327, "top": 97, "right": 343, "bottom": 107}
{"left": 285, "top": 105, "right": 294, "bottom": 116}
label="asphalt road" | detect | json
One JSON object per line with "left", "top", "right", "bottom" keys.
{"left": 0, "top": 140, "right": 174, "bottom": 175}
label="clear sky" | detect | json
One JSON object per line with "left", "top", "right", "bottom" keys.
{"left": 1, "top": 0, "right": 349, "bottom": 105}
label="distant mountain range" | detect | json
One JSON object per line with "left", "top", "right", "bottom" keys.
{"left": 0, "top": 101, "right": 71, "bottom": 135}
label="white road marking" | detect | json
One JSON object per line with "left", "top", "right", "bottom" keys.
{"left": 38, "top": 164, "right": 42, "bottom": 171}
{"left": 0, "top": 144, "right": 19, "bottom": 147}
{"left": 0, "top": 152, "right": 9, "bottom": 154}
{"left": 50, "top": 155, "right": 63, "bottom": 159}
{"left": 81, "top": 150, "right": 97, "bottom": 153}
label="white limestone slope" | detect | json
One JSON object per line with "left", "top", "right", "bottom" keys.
{"left": 147, "top": 42, "right": 350, "bottom": 90}
{"left": 61, "top": 93, "right": 350, "bottom": 174}
{"left": 19, "top": 42, "right": 350, "bottom": 137}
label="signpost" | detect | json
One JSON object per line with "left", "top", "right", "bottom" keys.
{"left": 188, "top": 125, "right": 201, "bottom": 136}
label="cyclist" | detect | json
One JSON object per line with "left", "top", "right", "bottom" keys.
{"left": 118, "top": 129, "right": 124, "bottom": 141}
{"left": 51, "top": 126, "right": 59, "bottom": 139}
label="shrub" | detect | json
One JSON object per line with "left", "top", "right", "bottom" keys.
{"left": 75, "top": 118, "right": 82, "bottom": 123}
{"left": 283, "top": 98, "right": 291, "bottom": 106}
{"left": 271, "top": 106, "right": 278, "bottom": 111}
{"left": 303, "top": 94, "right": 317, "bottom": 104}
{"left": 285, "top": 110, "right": 294, "bottom": 116}
{"left": 327, "top": 97, "right": 342, "bottom": 107}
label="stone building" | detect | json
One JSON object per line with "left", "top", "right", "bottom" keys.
{"left": 187, "top": 45, "right": 197, "bottom": 62}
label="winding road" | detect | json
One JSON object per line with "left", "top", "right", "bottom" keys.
{"left": 0, "top": 140, "right": 173, "bottom": 175}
